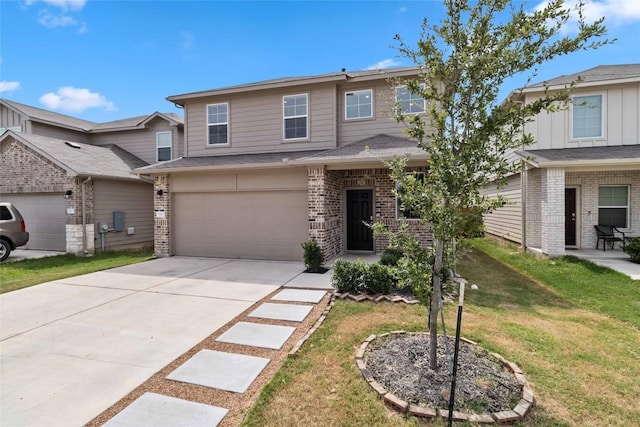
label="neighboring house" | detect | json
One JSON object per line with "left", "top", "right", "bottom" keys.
{"left": 0, "top": 99, "right": 184, "bottom": 253}
{"left": 483, "top": 64, "right": 640, "bottom": 257}
{"left": 134, "top": 68, "right": 432, "bottom": 261}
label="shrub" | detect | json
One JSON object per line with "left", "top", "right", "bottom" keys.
{"left": 332, "top": 259, "right": 363, "bottom": 293}
{"left": 624, "top": 237, "right": 640, "bottom": 263}
{"left": 380, "top": 247, "right": 404, "bottom": 266}
{"left": 301, "top": 239, "right": 324, "bottom": 273}
{"left": 363, "top": 263, "right": 393, "bottom": 294}
{"left": 332, "top": 259, "right": 395, "bottom": 295}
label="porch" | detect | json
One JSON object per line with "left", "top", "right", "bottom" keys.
{"left": 566, "top": 248, "right": 640, "bottom": 280}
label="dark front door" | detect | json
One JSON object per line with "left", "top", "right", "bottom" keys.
{"left": 565, "top": 188, "right": 577, "bottom": 246}
{"left": 347, "top": 189, "right": 373, "bottom": 251}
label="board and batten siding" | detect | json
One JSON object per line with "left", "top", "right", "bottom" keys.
{"left": 524, "top": 83, "right": 640, "bottom": 150}
{"left": 0, "top": 105, "right": 24, "bottom": 130}
{"left": 90, "top": 119, "right": 177, "bottom": 165}
{"left": 185, "top": 83, "right": 336, "bottom": 157}
{"left": 93, "top": 179, "right": 153, "bottom": 251}
{"left": 337, "top": 80, "right": 425, "bottom": 145}
{"left": 482, "top": 174, "right": 522, "bottom": 244}
{"left": 30, "top": 122, "right": 91, "bottom": 144}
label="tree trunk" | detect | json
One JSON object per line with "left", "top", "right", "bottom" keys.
{"left": 430, "top": 238, "right": 444, "bottom": 370}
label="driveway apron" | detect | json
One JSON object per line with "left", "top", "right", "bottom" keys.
{"left": 0, "top": 257, "right": 306, "bottom": 427}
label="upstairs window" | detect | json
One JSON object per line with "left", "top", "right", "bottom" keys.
{"left": 572, "top": 94, "right": 603, "bottom": 139}
{"left": 345, "top": 89, "right": 373, "bottom": 120}
{"left": 396, "top": 85, "right": 425, "bottom": 114}
{"left": 156, "top": 131, "right": 172, "bottom": 161}
{"left": 598, "top": 185, "right": 629, "bottom": 228}
{"left": 207, "top": 102, "right": 229, "bottom": 145}
{"left": 283, "top": 93, "right": 308, "bottom": 140}
{"left": 396, "top": 172, "right": 425, "bottom": 220}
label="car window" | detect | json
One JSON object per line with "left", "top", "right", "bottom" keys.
{"left": 0, "top": 206, "right": 12, "bottom": 221}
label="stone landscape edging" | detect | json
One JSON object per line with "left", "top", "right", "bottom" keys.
{"left": 356, "top": 331, "right": 535, "bottom": 425}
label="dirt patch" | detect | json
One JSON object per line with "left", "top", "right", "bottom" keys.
{"left": 365, "top": 334, "right": 522, "bottom": 413}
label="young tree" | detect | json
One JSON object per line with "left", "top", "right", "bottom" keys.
{"left": 382, "top": 0, "right": 611, "bottom": 370}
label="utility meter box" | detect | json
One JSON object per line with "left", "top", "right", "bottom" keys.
{"left": 113, "top": 211, "right": 125, "bottom": 232}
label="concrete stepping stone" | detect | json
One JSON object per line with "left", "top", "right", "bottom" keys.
{"left": 248, "top": 303, "right": 313, "bottom": 322}
{"left": 216, "top": 321, "right": 296, "bottom": 349}
{"left": 271, "top": 289, "right": 326, "bottom": 303}
{"left": 103, "top": 392, "right": 227, "bottom": 427}
{"left": 166, "top": 349, "right": 269, "bottom": 393}
{"left": 284, "top": 272, "right": 334, "bottom": 289}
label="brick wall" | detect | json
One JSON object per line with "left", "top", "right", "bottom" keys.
{"left": 540, "top": 168, "right": 565, "bottom": 257}
{"left": 524, "top": 168, "right": 542, "bottom": 249}
{"left": 154, "top": 174, "right": 171, "bottom": 257}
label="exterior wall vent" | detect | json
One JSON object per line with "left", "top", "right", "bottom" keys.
{"left": 65, "top": 141, "right": 82, "bottom": 149}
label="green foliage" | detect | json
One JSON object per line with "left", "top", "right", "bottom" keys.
{"left": 331, "top": 259, "right": 394, "bottom": 295}
{"left": 379, "top": 247, "right": 404, "bottom": 266}
{"left": 301, "top": 239, "right": 324, "bottom": 273}
{"left": 624, "top": 237, "right": 640, "bottom": 262}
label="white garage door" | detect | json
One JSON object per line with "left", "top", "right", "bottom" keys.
{"left": 0, "top": 193, "right": 66, "bottom": 251}
{"left": 173, "top": 190, "right": 308, "bottom": 260}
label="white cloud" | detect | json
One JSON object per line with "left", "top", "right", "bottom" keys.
{"left": 399, "top": 6, "right": 407, "bottom": 13}
{"left": 39, "top": 87, "right": 115, "bottom": 112}
{"left": 366, "top": 59, "right": 403, "bottom": 70}
{"left": 0, "top": 81, "right": 21, "bottom": 93}
{"left": 535, "top": 0, "right": 640, "bottom": 30}
{"left": 38, "top": 10, "right": 76, "bottom": 28}
{"left": 180, "top": 31, "right": 195, "bottom": 50}
{"left": 25, "top": 0, "right": 86, "bottom": 11}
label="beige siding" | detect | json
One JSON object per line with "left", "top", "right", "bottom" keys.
{"left": 30, "top": 122, "right": 90, "bottom": 143}
{"left": 93, "top": 179, "right": 153, "bottom": 251}
{"left": 482, "top": 174, "right": 522, "bottom": 244}
{"left": 171, "top": 168, "right": 308, "bottom": 260}
{"left": 338, "top": 81, "right": 418, "bottom": 145}
{"left": 0, "top": 105, "right": 24, "bottom": 130}
{"left": 90, "top": 119, "right": 179, "bottom": 164}
{"left": 185, "top": 84, "right": 336, "bottom": 157}
{"left": 524, "top": 82, "right": 640, "bottom": 149}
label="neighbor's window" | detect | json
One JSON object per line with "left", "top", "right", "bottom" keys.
{"left": 345, "top": 89, "right": 373, "bottom": 120}
{"left": 283, "top": 93, "right": 308, "bottom": 140}
{"left": 598, "top": 185, "right": 629, "bottom": 228}
{"left": 207, "top": 102, "right": 229, "bottom": 145}
{"left": 396, "top": 172, "right": 425, "bottom": 220}
{"left": 156, "top": 131, "right": 172, "bottom": 161}
{"left": 572, "top": 94, "right": 603, "bottom": 139}
{"left": 396, "top": 85, "right": 425, "bottom": 114}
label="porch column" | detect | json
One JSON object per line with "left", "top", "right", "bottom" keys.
{"left": 154, "top": 174, "right": 171, "bottom": 257}
{"left": 308, "top": 167, "right": 342, "bottom": 260}
{"left": 541, "top": 168, "right": 565, "bottom": 257}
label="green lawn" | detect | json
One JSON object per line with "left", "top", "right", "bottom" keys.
{"left": 0, "top": 249, "right": 153, "bottom": 293}
{"left": 242, "top": 240, "right": 640, "bottom": 427}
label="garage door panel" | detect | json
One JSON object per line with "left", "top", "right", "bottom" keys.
{"left": 0, "top": 194, "right": 66, "bottom": 251}
{"left": 173, "top": 191, "right": 308, "bottom": 260}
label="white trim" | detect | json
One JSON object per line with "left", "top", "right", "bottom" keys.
{"left": 598, "top": 184, "right": 630, "bottom": 229}
{"left": 206, "top": 102, "right": 230, "bottom": 146}
{"left": 395, "top": 84, "right": 426, "bottom": 114}
{"left": 344, "top": 88, "right": 374, "bottom": 120}
{"left": 570, "top": 93, "right": 606, "bottom": 141}
{"left": 396, "top": 171, "right": 425, "bottom": 220}
{"left": 156, "top": 131, "right": 172, "bottom": 162}
{"left": 282, "top": 93, "right": 309, "bottom": 141}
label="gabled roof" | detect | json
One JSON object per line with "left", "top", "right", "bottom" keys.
{"left": 167, "top": 67, "right": 421, "bottom": 103}
{"left": 0, "top": 99, "right": 183, "bottom": 133}
{"left": 1, "top": 131, "right": 150, "bottom": 181}
{"left": 133, "top": 134, "right": 425, "bottom": 174}
{"left": 518, "top": 145, "right": 640, "bottom": 168}
{"left": 523, "top": 64, "right": 640, "bottom": 92}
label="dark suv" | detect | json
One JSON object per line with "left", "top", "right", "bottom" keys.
{"left": 0, "top": 202, "right": 30, "bottom": 261}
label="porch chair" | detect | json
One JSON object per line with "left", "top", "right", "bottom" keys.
{"left": 594, "top": 225, "right": 626, "bottom": 251}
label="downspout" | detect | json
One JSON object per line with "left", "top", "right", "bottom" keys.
{"left": 521, "top": 162, "right": 527, "bottom": 252}
{"left": 81, "top": 177, "right": 92, "bottom": 254}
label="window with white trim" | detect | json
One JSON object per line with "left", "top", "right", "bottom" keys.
{"left": 283, "top": 93, "right": 308, "bottom": 140}
{"left": 396, "top": 85, "right": 425, "bottom": 114}
{"left": 207, "top": 102, "right": 228, "bottom": 145}
{"left": 572, "top": 94, "right": 603, "bottom": 139}
{"left": 598, "top": 185, "right": 629, "bottom": 228}
{"left": 156, "top": 131, "right": 172, "bottom": 161}
{"left": 345, "top": 89, "right": 373, "bottom": 120}
{"left": 396, "top": 172, "right": 425, "bottom": 220}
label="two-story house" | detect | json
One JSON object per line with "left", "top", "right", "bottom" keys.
{"left": 483, "top": 64, "right": 640, "bottom": 257}
{"left": 0, "top": 99, "right": 184, "bottom": 254}
{"left": 135, "top": 68, "right": 431, "bottom": 261}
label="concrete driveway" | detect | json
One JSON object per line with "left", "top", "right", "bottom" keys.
{"left": 0, "top": 257, "right": 306, "bottom": 427}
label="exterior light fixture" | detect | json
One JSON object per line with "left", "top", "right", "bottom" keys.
{"left": 156, "top": 189, "right": 164, "bottom": 198}
{"left": 64, "top": 190, "right": 73, "bottom": 199}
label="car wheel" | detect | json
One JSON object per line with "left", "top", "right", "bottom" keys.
{"left": 0, "top": 239, "right": 11, "bottom": 261}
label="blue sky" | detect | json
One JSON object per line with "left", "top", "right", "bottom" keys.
{"left": 1, "top": 0, "right": 639, "bottom": 123}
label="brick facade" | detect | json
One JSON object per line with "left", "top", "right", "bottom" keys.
{"left": 153, "top": 174, "right": 171, "bottom": 257}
